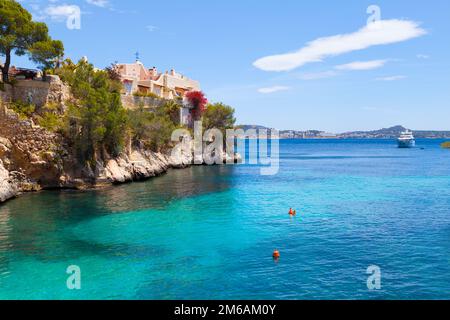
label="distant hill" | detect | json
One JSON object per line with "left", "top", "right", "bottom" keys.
{"left": 340, "top": 126, "right": 450, "bottom": 139}
{"left": 339, "top": 125, "right": 408, "bottom": 138}
{"left": 236, "top": 124, "right": 272, "bottom": 131}
{"left": 238, "top": 125, "right": 450, "bottom": 139}
{"left": 413, "top": 130, "right": 450, "bottom": 139}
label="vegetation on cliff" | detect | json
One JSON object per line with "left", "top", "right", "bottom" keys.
{"left": 53, "top": 59, "right": 128, "bottom": 162}
{"left": 128, "top": 104, "right": 179, "bottom": 152}
{"left": 203, "top": 103, "right": 236, "bottom": 132}
{"left": 34, "top": 102, "right": 64, "bottom": 132}
{"left": 9, "top": 100, "right": 36, "bottom": 119}
{"left": 132, "top": 91, "right": 161, "bottom": 99}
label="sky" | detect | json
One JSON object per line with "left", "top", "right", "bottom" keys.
{"left": 11, "top": 0, "right": 450, "bottom": 132}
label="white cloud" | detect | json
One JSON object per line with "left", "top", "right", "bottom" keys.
{"left": 253, "top": 20, "right": 426, "bottom": 72}
{"left": 298, "top": 71, "right": 337, "bottom": 80}
{"left": 376, "top": 75, "right": 407, "bottom": 81}
{"left": 335, "top": 59, "right": 387, "bottom": 71}
{"left": 86, "top": 0, "right": 109, "bottom": 7}
{"left": 45, "top": 5, "right": 80, "bottom": 21}
{"left": 416, "top": 54, "right": 430, "bottom": 59}
{"left": 258, "top": 86, "right": 291, "bottom": 94}
{"left": 146, "top": 25, "right": 158, "bottom": 32}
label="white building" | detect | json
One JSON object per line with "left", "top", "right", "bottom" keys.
{"left": 117, "top": 60, "right": 200, "bottom": 100}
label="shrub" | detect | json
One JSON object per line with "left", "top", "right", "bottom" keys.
{"left": 185, "top": 91, "right": 207, "bottom": 120}
{"left": 133, "top": 91, "right": 161, "bottom": 99}
{"left": 10, "top": 101, "right": 35, "bottom": 119}
{"left": 54, "top": 58, "right": 76, "bottom": 84}
{"left": 161, "top": 100, "right": 181, "bottom": 125}
{"left": 36, "top": 111, "right": 63, "bottom": 132}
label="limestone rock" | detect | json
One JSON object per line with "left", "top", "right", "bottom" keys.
{"left": 0, "top": 161, "right": 18, "bottom": 202}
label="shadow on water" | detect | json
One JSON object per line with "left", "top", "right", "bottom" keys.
{"left": 2, "top": 139, "right": 450, "bottom": 299}
{"left": 0, "top": 165, "right": 236, "bottom": 264}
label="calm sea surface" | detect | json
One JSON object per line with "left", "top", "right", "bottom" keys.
{"left": 1, "top": 139, "right": 450, "bottom": 299}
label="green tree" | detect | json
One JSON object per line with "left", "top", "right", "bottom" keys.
{"left": 202, "top": 102, "right": 236, "bottom": 132}
{"left": 161, "top": 100, "right": 181, "bottom": 125}
{"left": 128, "top": 104, "right": 178, "bottom": 152}
{"left": 29, "top": 39, "right": 64, "bottom": 80}
{"left": 57, "top": 59, "right": 128, "bottom": 163}
{"left": 0, "top": 0, "right": 54, "bottom": 82}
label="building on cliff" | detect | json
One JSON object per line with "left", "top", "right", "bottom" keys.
{"left": 117, "top": 60, "right": 201, "bottom": 100}
{"left": 0, "top": 58, "right": 200, "bottom": 127}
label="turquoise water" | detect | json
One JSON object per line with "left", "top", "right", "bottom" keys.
{"left": 1, "top": 139, "right": 450, "bottom": 300}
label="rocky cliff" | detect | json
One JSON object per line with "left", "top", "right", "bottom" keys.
{"left": 0, "top": 75, "right": 241, "bottom": 204}
{"left": 0, "top": 103, "right": 193, "bottom": 203}
{"left": 0, "top": 160, "right": 17, "bottom": 202}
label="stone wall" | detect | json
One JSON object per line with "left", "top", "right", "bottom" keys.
{"left": 0, "top": 83, "right": 12, "bottom": 103}
{"left": 0, "top": 76, "right": 70, "bottom": 112}
{"left": 14, "top": 76, "right": 70, "bottom": 111}
{"left": 0, "top": 104, "right": 66, "bottom": 187}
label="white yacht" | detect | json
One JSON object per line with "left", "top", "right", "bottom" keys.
{"left": 398, "top": 130, "right": 416, "bottom": 148}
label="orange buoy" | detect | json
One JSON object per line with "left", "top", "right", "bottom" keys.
{"left": 273, "top": 250, "right": 280, "bottom": 259}
{"left": 288, "top": 208, "right": 294, "bottom": 216}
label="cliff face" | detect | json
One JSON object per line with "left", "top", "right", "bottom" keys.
{"left": 0, "top": 160, "right": 17, "bottom": 202}
{"left": 0, "top": 76, "right": 239, "bottom": 203}
{"left": 0, "top": 104, "right": 193, "bottom": 203}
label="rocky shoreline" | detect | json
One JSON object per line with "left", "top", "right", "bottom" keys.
{"left": 0, "top": 76, "right": 240, "bottom": 204}
{"left": 0, "top": 146, "right": 194, "bottom": 204}
{"left": 0, "top": 103, "right": 196, "bottom": 204}
{"left": 0, "top": 104, "right": 240, "bottom": 204}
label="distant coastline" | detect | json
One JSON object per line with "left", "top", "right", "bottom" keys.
{"left": 238, "top": 125, "right": 450, "bottom": 139}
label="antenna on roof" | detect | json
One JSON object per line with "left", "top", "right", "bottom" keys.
{"left": 135, "top": 51, "right": 140, "bottom": 62}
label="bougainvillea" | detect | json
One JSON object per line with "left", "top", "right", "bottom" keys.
{"left": 185, "top": 90, "right": 208, "bottom": 120}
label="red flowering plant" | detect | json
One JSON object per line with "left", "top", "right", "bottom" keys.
{"left": 184, "top": 90, "right": 208, "bottom": 120}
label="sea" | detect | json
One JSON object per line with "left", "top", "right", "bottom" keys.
{"left": 1, "top": 139, "right": 450, "bottom": 299}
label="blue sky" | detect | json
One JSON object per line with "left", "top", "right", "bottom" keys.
{"left": 13, "top": 0, "right": 450, "bottom": 132}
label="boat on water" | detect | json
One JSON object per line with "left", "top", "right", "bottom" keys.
{"left": 397, "top": 130, "right": 416, "bottom": 148}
